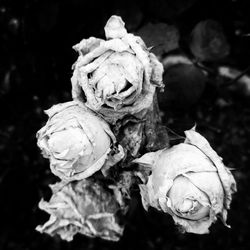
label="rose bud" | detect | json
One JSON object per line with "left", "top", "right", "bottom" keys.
{"left": 133, "top": 129, "right": 236, "bottom": 234}
{"left": 36, "top": 179, "right": 126, "bottom": 241}
{"left": 71, "top": 15, "right": 163, "bottom": 124}
{"left": 37, "top": 101, "right": 124, "bottom": 181}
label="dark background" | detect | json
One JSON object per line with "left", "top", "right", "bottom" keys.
{"left": 1, "top": 0, "right": 250, "bottom": 249}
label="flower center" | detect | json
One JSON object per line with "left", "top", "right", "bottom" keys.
{"left": 177, "top": 199, "right": 193, "bottom": 213}
{"left": 48, "top": 127, "right": 91, "bottom": 160}
{"left": 168, "top": 175, "right": 210, "bottom": 220}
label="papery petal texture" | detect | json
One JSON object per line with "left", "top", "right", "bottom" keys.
{"left": 133, "top": 129, "right": 236, "bottom": 234}
{"left": 184, "top": 129, "right": 237, "bottom": 209}
{"left": 37, "top": 101, "right": 124, "bottom": 181}
{"left": 71, "top": 15, "right": 163, "bottom": 124}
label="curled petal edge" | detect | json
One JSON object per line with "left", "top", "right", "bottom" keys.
{"left": 184, "top": 129, "right": 237, "bottom": 209}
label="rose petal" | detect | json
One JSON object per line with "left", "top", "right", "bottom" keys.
{"left": 184, "top": 171, "right": 224, "bottom": 214}
{"left": 145, "top": 144, "right": 217, "bottom": 197}
{"left": 184, "top": 129, "right": 237, "bottom": 209}
{"left": 104, "top": 15, "right": 127, "bottom": 39}
{"left": 168, "top": 175, "right": 210, "bottom": 220}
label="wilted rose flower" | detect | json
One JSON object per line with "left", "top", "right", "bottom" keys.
{"left": 36, "top": 179, "right": 126, "bottom": 241}
{"left": 71, "top": 15, "right": 163, "bottom": 124}
{"left": 133, "top": 129, "right": 236, "bottom": 234}
{"left": 37, "top": 101, "right": 124, "bottom": 181}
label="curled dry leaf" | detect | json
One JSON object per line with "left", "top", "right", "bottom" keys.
{"left": 37, "top": 101, "right": 124, "bottom": 181}
{"left": 133, "top": 129, "right": 236, "bottom": 234}
{"left": 71, "top": 15, "right": 164, "bottom": 124}
{"left": 114, "top": 94, "right": 169, "bottom": 159}
{"left": 119, "top": 121, "right": 145, "bottom": 158}
{"left": 36, "top": 179, "right": 126, "bottom": 241}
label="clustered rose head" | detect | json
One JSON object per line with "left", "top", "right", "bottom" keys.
{"left": 37, "top": 101, "right": 124, "bottom": 181}
{"left": 36, "top": 15, "right": 236, "bottom": 241}
{"left": 134, "top": 129, "right": 236, "bottom": 234}
{"left": 71, "top": 15, "right": 164, "bottom": 123}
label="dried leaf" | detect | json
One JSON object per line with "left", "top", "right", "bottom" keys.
{"left": 36, "top": 179, "right": 126, "bottom": 241}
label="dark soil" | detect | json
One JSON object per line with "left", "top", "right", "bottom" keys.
{"left": 0, "top": 0, "right": 250, "bottom": 249}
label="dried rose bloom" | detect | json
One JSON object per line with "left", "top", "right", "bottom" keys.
{"left": 133, "top": 129, "right": 236, "bottom": 234}
{"left": 37, "top": 101, "right": 124, "bottom": 181}
{"left": 36, "top": 179, "right": 126, "bottom": 241}
{"left": 71, "top": 15, "right": 163, "bottom": 123}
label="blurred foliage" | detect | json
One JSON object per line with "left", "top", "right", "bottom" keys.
{"left": 189, "top": 20, "right": 230, "bottom": 62}
{"left": 1, "top": 0, "right": 250, "bottom": 249}
{"left": 137, "top": 22, "right": 179, "bottom": 57}
{"left": 158, "top": 64, "right": 206, "bottom": 110}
